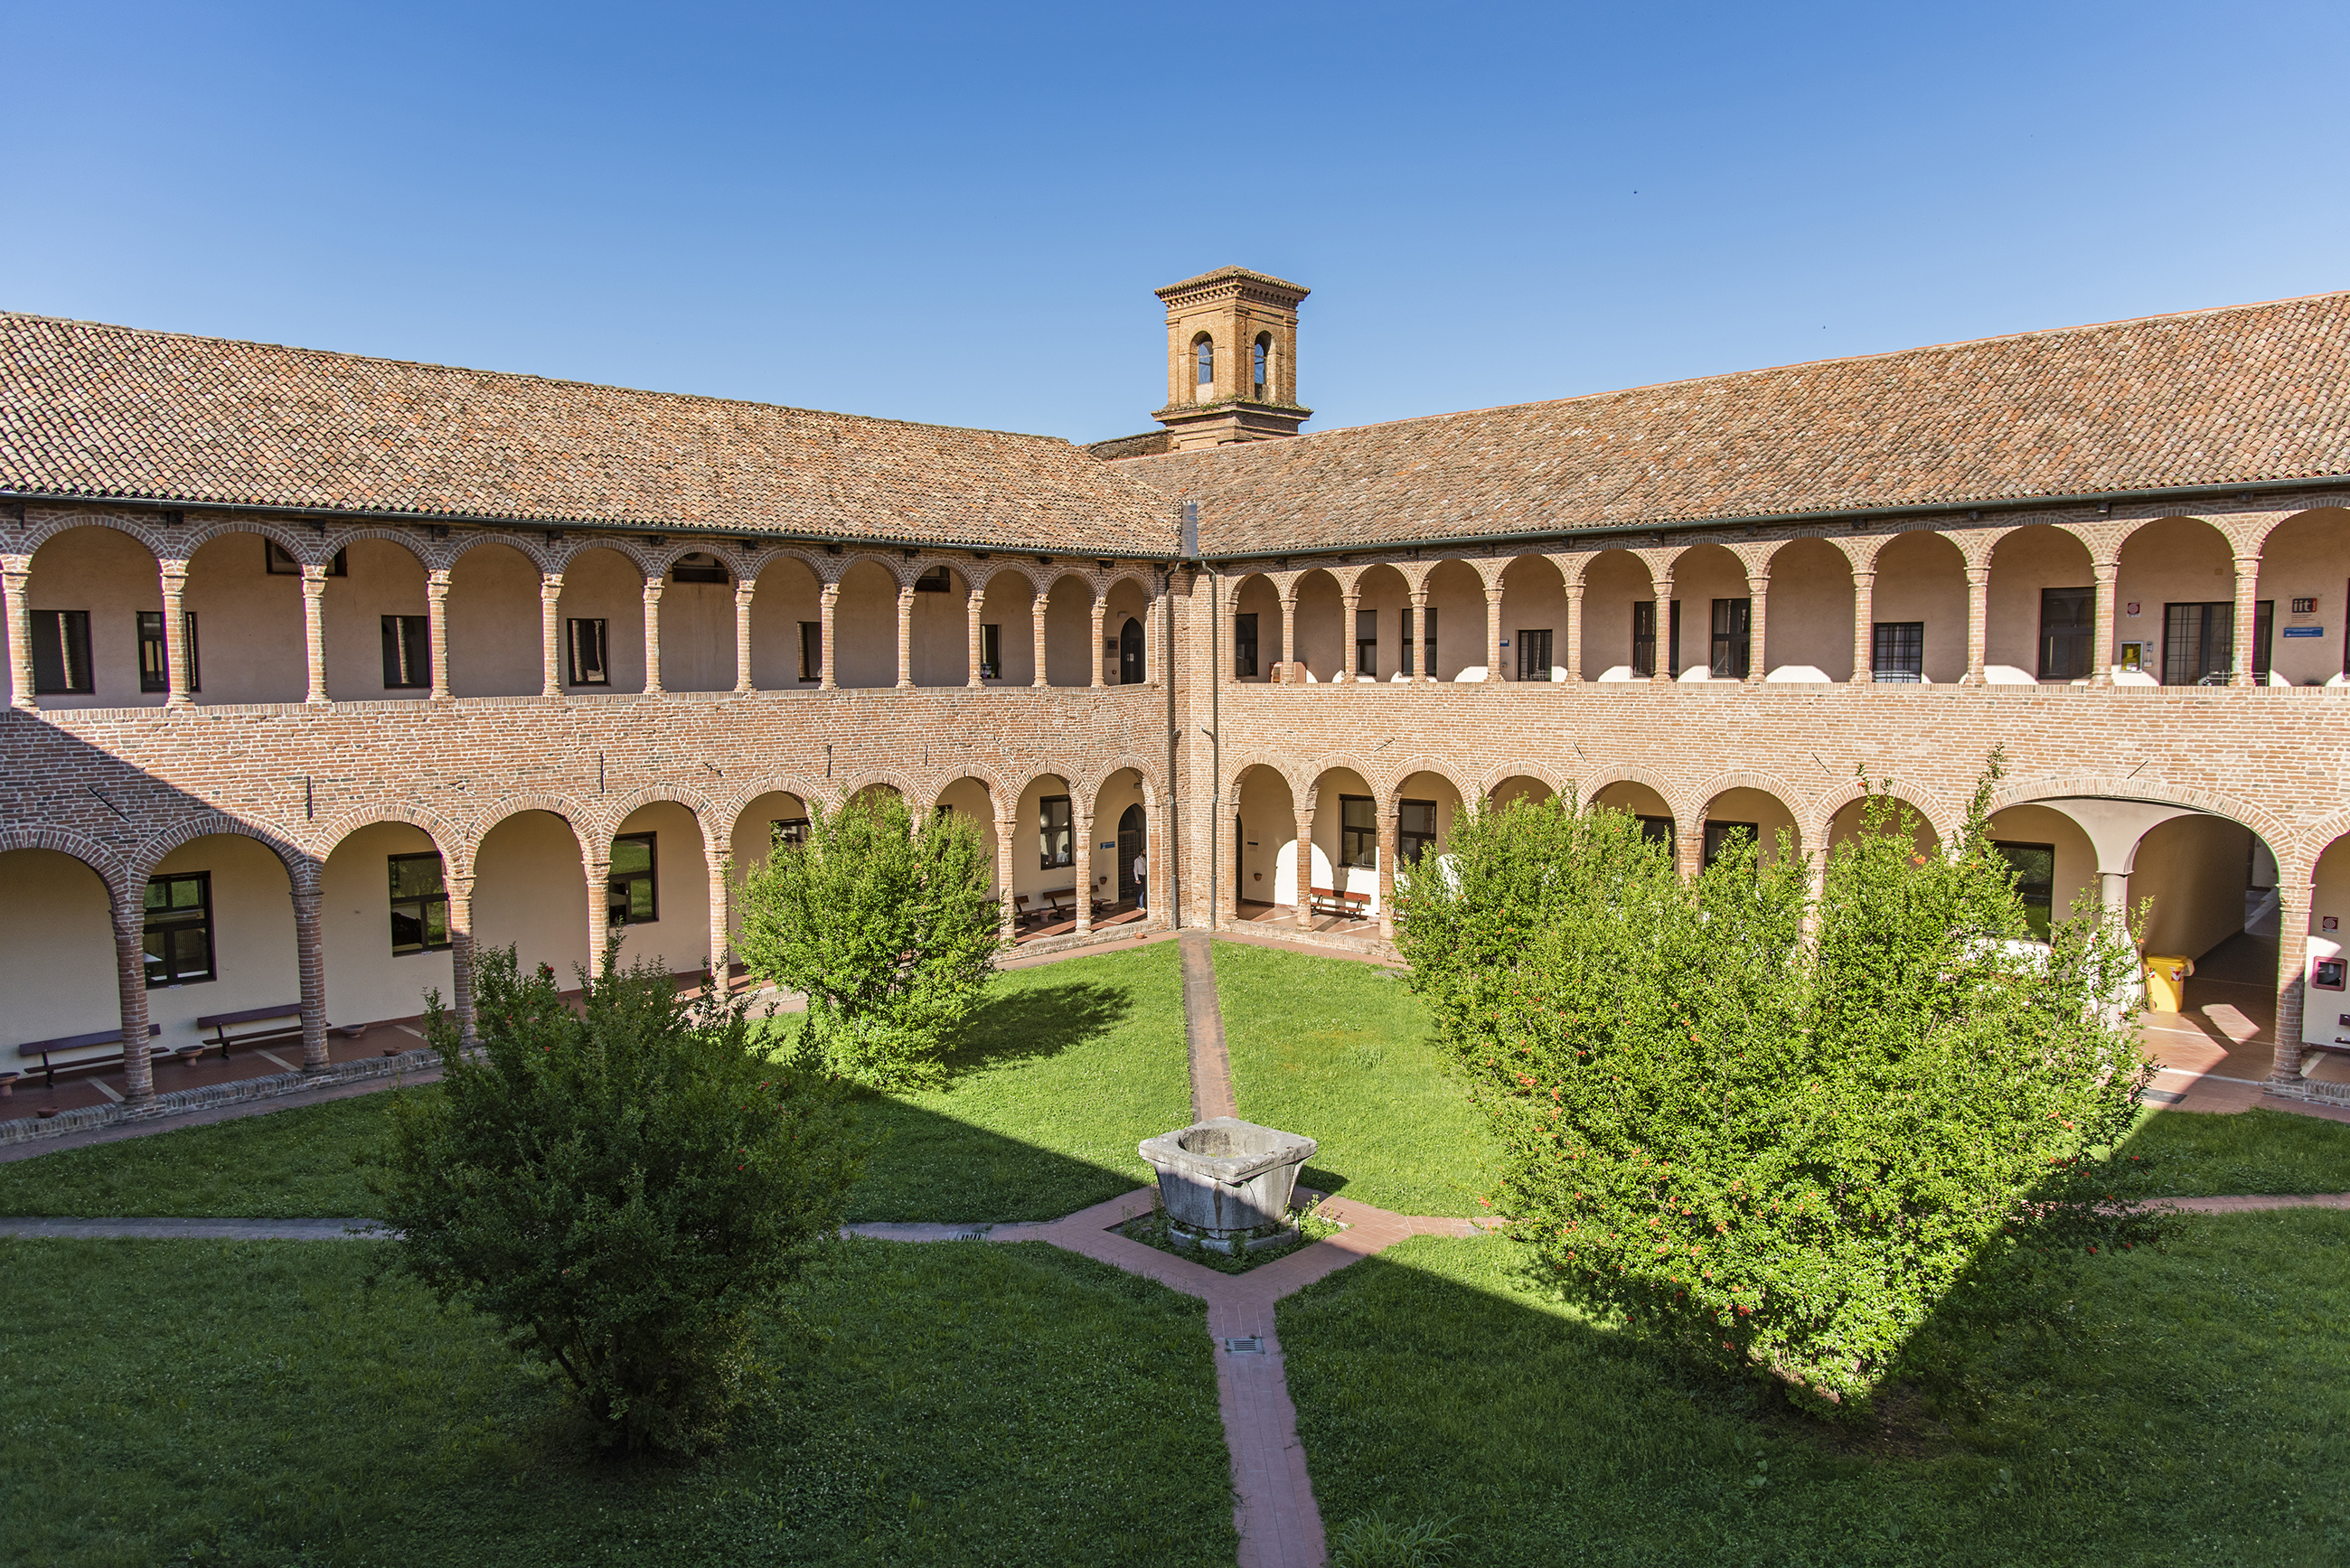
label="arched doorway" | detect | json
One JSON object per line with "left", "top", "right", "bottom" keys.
{"left": 1119, "top": 617, "right": 1143, "bottom": 684}
{"left": 1117, "top": 804, "right": 1146, "bottom": 905}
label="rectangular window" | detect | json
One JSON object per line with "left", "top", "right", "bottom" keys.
{"left": 1398, "top": 607, "right": 1415, "bottom": 676}
{"left": 800, "top": 621, "right": 823, "bottom": 683}
{"left": 142, "top": 871, "right": 214, "bottom": 986}
{"left": 1039, "top": 795, "right": 1074, "bottom": 869}
{"left": 2037, "top": 586, "right": 2094, "bottom": 681}
{"left": 1234, "top": 613, "right": 1259, "bottom": 678}
{"left": 1702, "top": 820, "right": 1756, "bottom": 869}
{"left": 381, "top": 615, "right": 429, "bottom": 689}
{"left": 388, "top": 852, "right": 450, "bottom": 954}
{"left": 980, "top": 622, "right": 1001, "bottom": 680}
{"left": 1340, "top": 795, "right": 1377, "bottom": 869}
{"left": 1994, "top": 840, "right": 2057, "bottom": 941}
{"left": 770, "top": 818, "right": 810, "bottom": 849}
{"left": 2162, "top": 601, "right": 2233, "bottom": 685}
{"left": 2252, "top": 598, "right": 2273, "bottom": 681}
{"left": 1631, "top": 600, "right": 1681, "bottom": 678}
{"left": 1517, "top": 628, "right": 1553, "bottom": 682}
{"left": 32, "top": 609, "right": 92, "bottom": 694}
{"left": 264, "top": 540, "right": 346, "bottom": 576}
{"left": 1709, "top": 598, "right": 1752, "bottom": 680}
{"left": 1356, "top": 611, "right": 1377, "bottom": 677}
{"left": 609, "top": 832, "right": 657, "bottom": 925}
{"left": 1636, "top": 814, "right": 1676, "bottom": 855}
{"left": 1398, "top": 798, "right": 1438, "bottom": 866}
{"left": 569, "top": 617, "right": 610, "bottom": 686}
{"left": 136, "top": 611, "right": 200, "bottom": 694}
{"left": 1872, "top": 621, "right": 1924, "bottom": 683}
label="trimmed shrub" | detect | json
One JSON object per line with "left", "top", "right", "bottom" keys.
{"left": 736, "top": 792, "right": 1001, "bottom": 1090}
{"left": 377, "top": 946, "right": 863, "bottom": 1453}
{"left": 1396, "top": 758, "right": 2154, "bottom": 1416}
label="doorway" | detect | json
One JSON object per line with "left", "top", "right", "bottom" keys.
{"left": 1119, "top": 617, "right": 1143, "bottom": 684}
{"left": 1117, "top": 804, "right": 1146, "bottom": 903}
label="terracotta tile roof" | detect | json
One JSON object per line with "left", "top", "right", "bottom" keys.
{"left": 1157, "top": 266, "right": 1310, "bottom": 299}
{"left": 0, "top": 313, "right": 1176, "bottom": 555}
{"left": 1125, "top": 291, "right": 2350, "bottom": 556}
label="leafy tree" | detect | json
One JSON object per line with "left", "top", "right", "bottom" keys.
{"left": 735, "top": 792, "right": 1002, "bottom": 1090}
{"left": 377, "top": 945, "right": 862, "bottom": 1454}
{"left": 1396, "top": 758, "right": 2154, "bottom": 1417}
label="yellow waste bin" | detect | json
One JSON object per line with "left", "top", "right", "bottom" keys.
{"left": 2144, "top": 955, "right": 2194, "bottom": 1013}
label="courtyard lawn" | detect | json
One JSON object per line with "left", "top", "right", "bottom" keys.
{"left": 1214, "top": 940, "right": 1497, "bottom": 1216}
{"left": 2114, "top": 1104, "right": 2350, "bottom": 1197}
{"left": 1281, "top": 1213, "right": 2350, "bottom": 1567}
{"left": 0, "top": 1235, "right": 1235, "bottom": 1568}
{"left": 0, "top": 941, "right": 1189, "bottom": 1225}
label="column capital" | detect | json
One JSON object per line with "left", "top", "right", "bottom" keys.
{"left": 735, "top": 579, "right": 757, "bottom": 604}
{"left": 427, "top": 568, "right": 452, "bottom": 592}
{"left": 642, "top": 577, "right": 665, "bottom": 602}
{"left": 1963, "top": 565, "right": 1992, "bottom": 586}
{"left": 159, "top": 559, "right": 191, "bottom": 587}
{"left": 2232, "top": 551, "right": 2264, "bottom": 571}
{"left": 819, "top": 581, "right": 840, "bottom": 603}
{"left": 300, "top": 564, "right": 331, "bottom": 593}
{"left": 2092, "top": 559, "right": 2120, "bottom": 581}
{"left": 539, "top": 572, "right": 565, "bottom": 596}
{"left": 1, "top": 553, "right": 31, "bottom": 578}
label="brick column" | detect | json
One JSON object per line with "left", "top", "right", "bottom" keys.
{"left": 817, "top": 582, "right": 839, "bottom": 690}
{"left": 1377, "top": 806, "right": 1399, "bottom": 940}
{"left": 1217, "top": 799, "right": 1239, "bottom": 927}
{"left": 2090, "top": 559, "right": 2119, "bottom": 686}
{"left": 1800, "top": 845, "right": 1829, "bottom": 944}
{"left": 585, "top": 854, "right": 612, "bottom": 965}
{"left": 1278, "top": 592, "right": 1296, "bottom": 683}
{"left": 1293, "top": 807, "right": 1316, "bottom": 928}
{"left": 1484, "top": 586, "right": 1504, "bottom": 680}
{"left": 966, "top": 589, "right": 984, "bottom": 687}
{"left": 1675, "top": 809, "right": 1703, "bottom": 881}
{"left": 1340, "top": 592, "right": 1359, "bottom": 682}
{"left": 734, "top": 580, "right": 756, "bottom": 693}
{"left": 159, "top": 559, "right": 193, "bottom": 709}
{"left": 293, "top": 872, "right": 329, "bottom": 1071}
{"left": 2231, "top": 552, "right": 2262, "bottom": 686}
{"left": 1407, "top": 588, "right": 1432, "bottom": 682}
{"left": 893, "top": 582, "right": 916, "bottom": 690}
{"left": 1073, "top": 808, "right": 1095, "bottom": 937}
{"left": 707, "top": 850, "right": 733, "bottom": 983}
{"left": 1029, "top": 595, "right": 1048, "bottom": 688}
{"left": 994, "top": 813, "right": 1019, "bottom": 941}
{"left": 1148, "top": 794, "right": 1170, "bottom": 927}
{"left": 1849, "top": 568, "right": 1875, "bottom": 685}
{"left": 1744, "top": 570, "right": 1770, "bottom": 682}
{"left": 1650, "top": 575, "right": 1674, "bottom": 683}
{"left": 2271, "top": 875, "right": 2311, "bottom": 1084}
{"left": 539, "top": 573, "right": 564, "bottom": 696}
{"left": 445, "top": 873, "right": 476, "bottom": 1046}
{"left": 1562, "top": 584, "right": 1584, "bottom": 681}
{"left": 1148, "top": 578, "right": 1167, "bottom": 685}
{"left": 301, "top": 564, "right": 331, "bottom": 704}
{"left": 641, "top": 577, "right": 665, "bottom": 696}
{"left": 3, "top": 555, "right": 33, "bottom": 710}
{"left": 1960, "top": 566, "right": 1990, "bottom": 685}
{"left": 112, "top": 891, "right": 155, "bottom": 1103}
{"left": 1090, "top": 599, "right": 1106, "bottom": 688}
{"left": 426, "top": 568, "right": 453, "bottom": 700}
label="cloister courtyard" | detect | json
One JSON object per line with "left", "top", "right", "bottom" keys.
{"left": 3, "top": 933, "right": 2345, "bottom": 1568}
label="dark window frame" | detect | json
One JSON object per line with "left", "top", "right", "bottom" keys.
{"left": 265, "top": 540, "right": 346, "bottom": 576}
{"left": 770, "top": 817, "right": 810, "bottom": 850}
{"left": 568, "top": 616, "right": 610, "bottom": 687}
{"left": 1702, "top": 820, "right": 1757, "bottom": 870}
{"left": 1872, "top": 621, "right": 1924, "bottom": 683}
{"left": 1709, "top": 597, "right": 1752, "bottom": 680}
{"left": 1398, "top": 798, "right": 1439, "bottom": 866}
{"left": 2162, "top": 601, "right": 2234, "bottom": 686}
{"left": 1993, "top": 840, "right": 2058, "bottom": 942}
{"left": 136, "top": 609, "right": 200, "bottom": 694}
{"left": 609, "top": 832, "right": 658, "bottom": 926}
{"left": 143, "top": 870, "right": 215, "bottom": 987}
{"left": 1039, "top": 795, "right": 1074, "bottom": 869}
{"left": 388, "top": 851, "right": 451, "bottom": 955}
{"left": 32, "top": 608, "right": 93, "bottom": 694}
{"left": 2037, "top": 586, "right": 2094, "bottom": 681}
{"left": 1357, "top": 609, "right": 1378, "bottom": 677}
{"left": 1339, "top": 795, "right": 1377, "bottom": 869}
{"left": 1636, "top": 814, "right": 1676, "bottom": 855}
{"left": 381, "top": 615, "right": 429, "bottom": 690}
{"left": 1631, "top": 599, "right": 1681, "bottom": 678}
{"left": 799, "top": 620, "right": 823, "bottom": 683}
{"left": 913, "top": 565, "right": 953, "bottom": 593}
{"left": 1234, "top": 612, "right": 1259, "bottom": 678}
{"left": 979, "top": 622, "right": 1001, "bottom": 681}
{"left": 1517, "top": 627, "right": 1553, "bottom": 682}
{"left": 1119, "top": 616, "right": 1144, "bottom": 684}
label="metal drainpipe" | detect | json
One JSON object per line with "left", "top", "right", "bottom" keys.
{"left": 1163, "top": 564, "right": 1180, "bottom": 929}
{"left": 1208, "top": 567, "right": 1220, "bottom": 931}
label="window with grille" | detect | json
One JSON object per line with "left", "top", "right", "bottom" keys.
{"left": 32, "top": 609, "right": 92, "bottom": 694}
{"left": 1872, "top": 621, "right": 1924, "bottom": 682}
{"left": 1340, "top": 796, "right": 1377, "bottom": 868}
{"left": 381, "top": 615, "right": 429, "bottom": 689}
{"left": 2162, "top": 602, "right": 2233, "bottom": 685}
{"left": 609, "top": 833, "right": 657, "bottom": 925}
{"left": 389, "top": 852, "right": 450, "bottom": 954}
{"left": 143, "top": 872, "right": 214, "bottom": 986}
{"left": 1517, "top": 628, "right": 1553, "bottom": 681}
{"left": 569, "top": 617, "right": 609, "bottom": 686}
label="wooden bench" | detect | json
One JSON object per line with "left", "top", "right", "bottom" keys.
{"left": 1038, "top": 887, "right": 1077, "bottom": 917}
{"left": 1308, "top": 886, "right": 1374, "bottom": 920}
{"left": 14, "top": 1025, "right": 164, "bottom": 1090}
{"left": 193, "top": 1005, "right": 361, "bottom": 1064}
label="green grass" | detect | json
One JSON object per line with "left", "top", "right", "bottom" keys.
{"left": 0, "top": 943, "right": 1189, "bottom": 1225}
{"left": 0, "top": 1235, "right": 1236, "bottom": 1567}
{"left": 1214, "top": 940, "right": 1497, "bottom": 1216}
{"left": 2114, "top": 1105, "right": 2350, "bottom": 1197}
{"left": 1281, "top": 1216, "right": 2350, "bottom": 1566}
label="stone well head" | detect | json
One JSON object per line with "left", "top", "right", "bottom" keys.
{"left": 1138, "top": 1117, "right": 1318, "bottom": 1237}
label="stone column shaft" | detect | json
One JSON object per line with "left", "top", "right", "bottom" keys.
{"left": 426, "top": 569, "right": 453, "bottom": 700}
{"left": 1484, "top": 587, "right": 1504, "bottom": 680}
{"left": 895, "top": 583, "right": 916, "bottom": 690}
{"left": 2231, "top": 553, "right": 2263, "bottom": 686}
{"left": 1278, "top": 594, "right": 1296, "bottom": 683}
{"left": 818, "top": 584, "right": 839, "bottom": 690}
{"left": 1377, "top": 810, "right": 1399, "bottom": 940}
{"left": 160, "top": 560, "right": 193, "bottom": 708}
{"left": 641, "top": 578, "right": 665, "bottom": 695}
{"left": 1744, "top": 572, "right": 1770, "bottom": 681}
{"left": 1651, "top": 578, "right": 1674, "bottom": 683}
{"left": 1562, "top": 585, "right": 1584, "bottom": 682}
{"left": 301, "top": 566, "right": 330, "bottom": 704}
{"left": 539, "top": 574, "right": 564, "bottom": 697}
{"left": 1340, "top": 592, "right": 1360, "bottom": 682}
{"left": 2091, "top": 560, "right": 2119, "bottom": 687}
{"left": 2272, "top": 878, "right": 2311, "bottom": 1083}
{"left": 1030, "top": 596, "right": 1048, "bottom": 689}
{"left": 446, "top": 876, "right": 477, "bottom": 1046}
{"left": 585, "top": 856, "right": 613, "bottom": 964}
{"left": 734, "top": 581, "right": 756, "bottom": 693}
{"left": 1074, "top": 812, "right": 1095, "bottom": 937}
{"left": 966, "top": 590, "right": 984, "bottom": 688}
{"left": 708, "top": 853, "right": 734, "bottom": 983}
{"left": 1849, "top": 568, "right": 1876, "bottom": 685}
{"left": 1407, "top": 589, "right": 1432, "bottom": 682}
{"left": 995, "top": 818, "right": 1019, "bottom": 941}
{"left": 1090, "top": 600, "right": 1106, "bottom": 689}
{"left": 1961, "top": 566, "right": 1991, "bottom": 685}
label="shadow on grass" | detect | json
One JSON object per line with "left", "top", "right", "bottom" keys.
{"left": 937, "top": 978, "right": 1134, "bottom": 1077}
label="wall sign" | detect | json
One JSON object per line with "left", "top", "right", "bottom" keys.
{"left": 2292, "top": 596, "right": 2318, "bottom": 615}
{"left": 2124, "top": 602, "right": 2141, "bottom": 616}
{"left": 2281, "top": 626, "right": 2326, "bottom": 638}
{"left": 2326, "top": 915, "right": 2342, "bottom": 933}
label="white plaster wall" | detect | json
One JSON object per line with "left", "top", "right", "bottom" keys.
{"left": 1588, "top": 780, "right": 1673, "bottom": 822}
{"left": 2128, "top": 813, "right": 2253, "bottom": 961}
{"left": 1985, "top": 526, "right": 2094, "bottom": 676}
{"left": 2255, "top": 509, "right": 2350, "bottom": 686}
{"left": 0, "top": 849, "right": 119, "bottom": 1049}
{"left": 833, "top": 561, "right": 898, "bottom": 689}
{"left": 1043, "top": 578, "right": 1095, "bottom": 687}
{"left": 747, "top": 560, "right": 824, "bottom": 689}
{"left": 607, "top": 802, "right": 710, "bottom": 976}
{"left": 1703, "top": 787, "right": 1800, "bottom": 868}
{"left": 323, "top": 538, "right": 433, "bottom": 701}
{"left": 1010, "top": 775, "right": 1081, "bottom": 904}
{"left": 1349, "top": 568, "right": 1410, "bottom": 681}
{"left": 2307, "top": 838, "right": 2348, "bottom": 1047}
{"left": 933, "top": 779, "right": 999, "bottom": 894}
{"left": 1230, "top": 577, "right": 1283, "bottom": 681}
{"left": 1423, "top": 562, "right": 1486, "bottom": 680}
{"left": 1309, "top": 771, "right": 1379, "bottom": 906}
{"left": 1290, "top": 573, "right": 1344, "bottom": 681}
{"left": 1578, "top": 552, "right": 1652, "bottom": 675}
{"left": 1983, "top": 803, "right": 2097, "bottom": 928}
{"left": 473, "top": 811, "right": 589, "bottom": 981}
{"left": 659, "top": 575, "right": 738, "bottom": 693}
{"left": 1763, "top": 538, "right": 1855, "bottom": 680}
{"left": 1235, "top": 769, "right": 1295, "bottom": 904}
{"left": 144, "top": 835, "right": 298, "bottom": 1053}
{"left": 1669, "top": 546, "right": 1749, "bottom": 679}
{"left": 2114, "top": 518, "right": 2234, "bottom": 682}
{"left": 975, "top": 576, "right": 1038, "bottom": 686}
{"left": 1087, "top": 774, "right": 1147, "bottom": 903}
{"left": 24, "top": 525, "right": 164, "bottom": 709}
{"left": 322, "top": 822, "right": 454, "bottom": 1026}
{"left": 1870, "top": 531, "right": 1967, "bottom": 684}
{"left": 183, "top": 532, "right": 308, "bottom": 706}
{"left": 557, "top": 548, "right": 647, "bottom": 694}
{"left": 910, "top": 575, "right": 974, "bottom": 687}
{"left": 1496, "top": 558, "right": 1566, "bottom": 681}
{"left": 446, "top": 543, "right": 543, "bottom": 699}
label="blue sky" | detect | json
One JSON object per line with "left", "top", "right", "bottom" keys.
{"left": 4, "top": 2, "right": 2345, "bottom": 442}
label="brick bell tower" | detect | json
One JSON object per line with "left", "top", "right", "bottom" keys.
{"left": 1152, "top": 266, "right": 1311, "bottom": 451}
